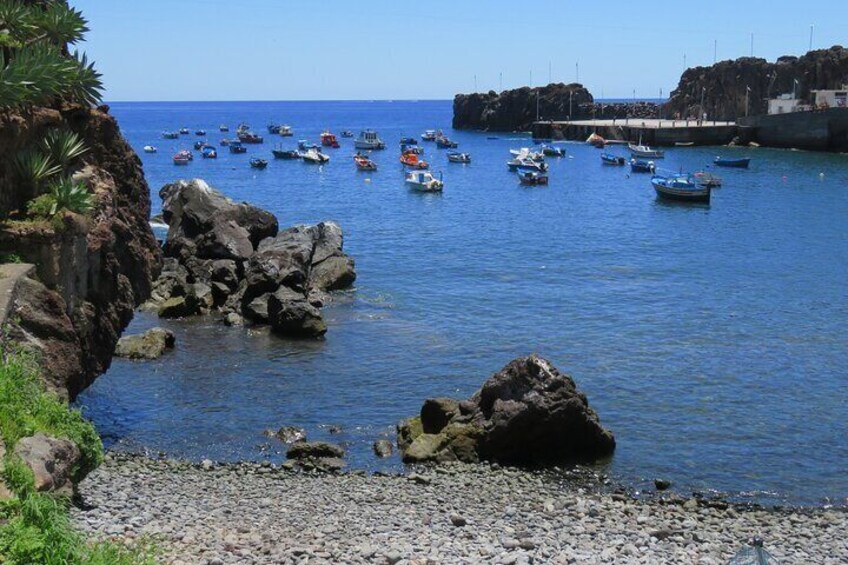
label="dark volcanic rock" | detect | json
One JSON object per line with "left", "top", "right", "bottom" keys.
{"left": 399, "top": 355, "right": 615, "bottom": 465}
{"left": 286, "top": 441, "right": 346, "bottom": 472}
{"left": 665, "top": 45, "right": 848, "bottom": 121}
{"left": 267, "top": 287, "right": 327, "bottom": 337}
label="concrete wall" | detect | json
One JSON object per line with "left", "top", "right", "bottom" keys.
{"left": 739, "top": 108, "right": 848, "bottom": 150}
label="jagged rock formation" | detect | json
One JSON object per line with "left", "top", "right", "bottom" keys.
{"left": 665, "top": 46, "right": 848, "bottom": 121}
{"left": 148, "top": 179, "right": 356, "bottom": 337}
{"left": 397, "top": 355, "right": 615, "bottom": 465}
{"left": 0, "top": 105, "right": 161, "bottom": 399}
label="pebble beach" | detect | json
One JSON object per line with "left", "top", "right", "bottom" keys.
{"left": 71, "top": 454, "right": 847, "bottom": 564}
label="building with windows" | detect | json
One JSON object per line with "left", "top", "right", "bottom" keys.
{"left": 811, "top": 87, "right": 848, "bottom": 109}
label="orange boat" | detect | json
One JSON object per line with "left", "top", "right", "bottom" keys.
{"left": 400, "top": 150, "right": 428, "bottom": 169}
{"left": 354, "top": 153, "right": 377, "bottom": 171}
{"left": 320, "top": 131, "right": 340, "bottom": 148}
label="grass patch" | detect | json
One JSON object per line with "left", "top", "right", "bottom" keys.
{"left": 0, "top": 351, "right": 157, "bottom": 564}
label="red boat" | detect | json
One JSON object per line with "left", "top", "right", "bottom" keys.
{"left": 354, "top": 154, "right": 377, "bottom": 171}
{"left": 400, "top": 150, "right": 428, "bottom": 169}
{"left": 237, "top": 132, "right": 264, "bottom": 144}
{"left": 320, "top": 131, "right": 340, "bottom": 148}
{"left": 173, "top": 150, "right": 192, "bottom": 165}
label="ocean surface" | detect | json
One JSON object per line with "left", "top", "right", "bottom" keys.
{"left": 75, "top": 100, "right": 848, "bottom": 506}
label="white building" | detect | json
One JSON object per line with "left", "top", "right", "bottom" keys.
{"left": 768, "top": 94, "right": 803, "bottom": 115}
{"left": 810, "top": 87, "right": 848, "bottom": 109}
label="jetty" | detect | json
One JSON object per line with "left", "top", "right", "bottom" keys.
{"left": 532, "top": 118, "right": 739, "bottom": 147}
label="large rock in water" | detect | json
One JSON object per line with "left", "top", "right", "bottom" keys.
{"left": 114, "top": 327, "right": 175, "bottom": 359}
{"left": 398, "top": 355, "right": 615, "bottom": 465}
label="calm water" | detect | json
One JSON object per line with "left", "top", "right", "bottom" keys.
{"left": 76, "top": 101, "right": 848, "bottom": 505}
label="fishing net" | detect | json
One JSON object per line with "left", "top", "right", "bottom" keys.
{"left": 727, "top": 538, "right": 779, "bottom": 565}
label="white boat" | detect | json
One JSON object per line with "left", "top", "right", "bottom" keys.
{"left": 509, "top": 148, "right": 545, "bottom": 162}
{"left": 629, "top": 143, "right": 664, "bottom": 158}
{"left": 354, "top": 130, "right": 386, "bottom": 150}
{"left": 279, "top": 125, "right": 293, "bottom": 137}
{"left": 507, "top": 158, "right": 547, "bottom": 172}
{"left": 143, "top": 145, "right": 157, "bottom": 153}
{"left": 300, "top": 148, "right": 330, "bottom": 164}
{"left": 405, "top": 171, "right": 443, "bottom": 192}
{"left": 447, "top": 152, "right": 471, "bottom": 163}
{"left": 421, "top": 129, "right": 437, "bottom": 141}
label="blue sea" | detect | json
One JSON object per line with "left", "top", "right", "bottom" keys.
{"left": 75, "top": 100, "right": 848, "bottom": 506}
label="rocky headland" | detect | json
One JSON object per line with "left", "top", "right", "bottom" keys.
{"left": 144, "top": 179, "right": 356, "bottom": 337}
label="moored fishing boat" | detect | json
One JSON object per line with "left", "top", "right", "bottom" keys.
{"left": 229, "top": 141, "right": 247, "bottom": 154}
{"left": 399, "top": 137, "right": 418, "bottom": 146}
{"left": 179, "top": 127, "right": 190, "bottom": 135}
{"left": 652, "top": 174, "right": 710, "bottom": 203}
{"left": 143, "top": 145, "right": 157, "bottom": 153}
{"left": 340, "top": 130, "right": 353, "bottom": 138}
{"left": 435, "top": 135, "right": 458, "bottom": 149}
{"left": 541, "top": 145, "right": 565, "bottom": 157}
{"left": 249, "top": 158, "right": 268, "bottom": 169}
{"left": 272, "top": 147, "right": 300, "bottom": 159}
{"left": 400, "top": 143, "right": 422, "bottom": 155}
{"left": 629, "top": 159, "right": 655, "bottom": 173}
{"left": 517, "top": 170, "right": 548, "bottom": 185}
{"left": 300, "top": 148, "right": 330, "bottom": 164}
{"left": 507, "top": 158, "right": 547, "bottom": 172}
{"left": 267, "top": 124, "right": 281, "bottom": 134}
{"left": 405, "top": 170, "right": 443, "bottom": 192}
{"left": 162, "top": 131, "right": 179, "bottom": 139}
{"left": 421, "top": 129, "right": 437, "bottom": 141}
{"left": 601, "top": 153, "right": 626, "bottom": 166}
{"left": 173, "top": 150, "right": 192, "bottom": 165}
{"left": 219, "top": 124, "right": 229, "bottom": 132}
{"left": 586, "top": 132, "right": 605, "bottom": 148}
{"left": 354, "top": 130, "right": 386, "bottom": 150}
{"left": 279, "top": 125, "right": 293, "bottom": 137}
{"left": 714, "top": 156, "right": 751, "bottom": 168}
{"left": 447, "top": 152, "right": 471, "bottom": 163}
{"left": 320, "top": 131, "right": 340, "bottom": 148}
{"left": 193, "top": 140, "right": 206, "bottom": 150}
{"left": 201, "top": 145, "right": 217, "bottom": 159}
{"left": 195, "top": 129, "right": 206, "bottom": 136}
{"left": 297, "top": 139, "right": 319, "bottom": 151}
{"left": 509, "top": 148, "right": 545, "bottom": 162}
{"left": 354, "top": 153, "right": 377, "bottom": 171}
{"left": 219, "top": 138, "right": 231, "bottom": 146}
{"left": 400, "top": 150, "right": 428, "bottom": 169}
{"left": 629, "top": 142, "right": 664, "bottom": 159}
{"left": 693, "top": 171, "right": 722, "bottom": 187}
{"left": 238, "top": 131, "right": 264, "bottom": 144}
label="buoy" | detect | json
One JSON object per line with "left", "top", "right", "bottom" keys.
{"left": 819, "top": 172, "right": 825, "bottom": 179}
{"left": 364, "top": 178, "right": 371, "bottom": 183}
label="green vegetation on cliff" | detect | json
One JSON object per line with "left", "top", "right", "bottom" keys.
{"left": 0, "top": 352, "right": 156, "bottom": 564}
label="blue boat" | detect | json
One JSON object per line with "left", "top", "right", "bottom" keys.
{"left": 229, "top": 141, "right": 247, "bottom": 154}
{"left": 630, "top": 159, "right": 655, "bottom": 173}
{"left": 201, "top": 146, "right": 217, "bottom": 159}
{"left": 714, "top": 156, "right": 750, "bottom": 168}
{"left": 601, "top": 153, "right": 626, "bottom": 166}
{"left": 651, "top": 174, "right": 711, "bottom": 203}
{"left": 399, "top": 137, "right": 418, "bottom": 146}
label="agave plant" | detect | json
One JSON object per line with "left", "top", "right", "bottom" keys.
{"left": 32, "top": 1, "right": 88, "bottom": 46}
{"left": 42, "top": 128, "right": 88, "bottom": 172}
{"left": 14, "top": 149, "right": 61, "bottom": 194}
{"left": 47, "top": 176, "right": 93, "bottom": 216}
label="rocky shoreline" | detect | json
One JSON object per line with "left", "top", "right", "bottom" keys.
{"left": 71, "top": 453, "right": 846, "bottom": 564}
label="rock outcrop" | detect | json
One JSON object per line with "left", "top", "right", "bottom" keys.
{"left": 114, "top": 327, "right": 175, "bottom": 360}
{"left": 285, "top": 441, "right": 346, "bottom": 472}
{"left": 13, "top": 433, "right": 81, "bottom": 496}
{"left": 398, "top": 355, "right": 615, "bottom": 465}
{"left": 664, "top": 46, "right": 848, "bottom": 121}
{"left": 148, "top": 179, "right": 356, "bottom": 337}
{"left": 0, "top": 104, "right": 161, "bottom": 399}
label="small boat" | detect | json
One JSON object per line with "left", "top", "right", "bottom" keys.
{"left": 297, "top": 140, "right": 319, "bottom": 151}
{"left": 541, "top": 145, "right": 565, "bottom": 157}
{"left": 652, "top": 174, "right": 710, "bottom": 203}
{"left": 509, "top": 148, "right": 545, "bottom": 162}
{"left": 586, "top": 132, "right": 605, "bottom": 148}
{"left": 279, "top": 125, "right": 293, "bottom": 137}
{"left": 629, "top": 159, "right": 655, "bottom": 173}
{"left": 714, "top": 156, "right": 750, "bottom": 168}
{"left": 601, "top": 153, "right": 626, "bottom": 166}
{"left": 629, "top": 143, "right": 664, "bottom": 159}
{"left": 238, "top": 131, "right": 264, "bottom": 144}
{"left": 399, "top": 137, "right": 418, "bottom": 146}
{"left": 143, "top": 145, "right": 157, "bottom": 153}
{"left": 517, "top": 170, "right": 548, "bottom": 185}
{"left": 320, "top": 131, "right": 340, "bottom": 148}
{"left": 229, "top": 141, "right": 247, "bottom": 154}
{"left": 195, "top": 129, "right": 206, "bottom": 136}
{"left": 354, "top": 130, "right": 386, "bottom": 150}
{"left": 179, "top": 127, "right": 190, "bottom": 135}
{"left": 354, "top": 153, "right": 377, "bottom": 171}
{"left": 507, "top": 158, "right": 547, "bottom": 172}
{"left": 193, "top": 140, "right": 206, "bottom": 150}
{"left": 340, "top": 130, "right": 354, "bottom": 138}
{"left": 447, "top": 152, "right": 471, "bottom": 163}
{"left": 400, "top": 151, "right": 429, "bottom": 169}
{"left": 435, "top": 135, "right": 458, "bottom": 149}
{"left": 693, "top": 171, "right": 723, "bottom": 187}
{"left": 162, "top": 131, "right": 179, "bottom": 139}
{"left": 201, "top": 146, "right": 217, "bottom": 159}
{"left": 405, "top": 171, "right": 443, "bottom": 192}
{"left": 300, "top": 148, "right": 330, "bottom": 164}
{"left": 219, "top": 124, "right": 229, "bottom": 132}
{"left": 219, "top": 138, "right": 231, "bottom": 146}
{"left": 173, "top": 150, "right": 192, "bottom": 165}
{"left": 400, "top": 144, "right": 423, "bottom": 155}
{"left": 272, "top": 147, "right": 300, "bottom": 159}
{"left": 421, "top": 130, "right": 438, "bottom": 141}
{"left": 674, "top": 141, "right": 694, "bottom": 147}
{"left": 249, "top": 158, "right": 268, "bottom": 169}
{"left": 267, "top": 124, "right": 281, "bottom": 134}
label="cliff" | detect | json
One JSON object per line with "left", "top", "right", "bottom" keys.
{"left": 665, "top": 45, "right": 848, "bottom": 121}
{"left": 0, "top": 104, "right": 161, "bottom": 399}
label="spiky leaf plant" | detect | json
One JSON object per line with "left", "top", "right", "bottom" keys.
{"left": 14, "top": 149, "right": 61, "bottom": 194}
{"left": 46, "top": 176, "right": 93, "bottom": 216}
{"left": 32, "top": 1, "right": 88, "bottom": 46}
{"left": 42, "top": 129, "right": 88, "bottom": 172}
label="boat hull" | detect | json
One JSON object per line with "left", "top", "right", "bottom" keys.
{"left": 652, "top": 179, "right": 710, "bottom": 203}
{"left": 714, "top": 158, "right": 750, "bottom": 168}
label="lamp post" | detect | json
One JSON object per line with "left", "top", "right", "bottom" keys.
{"left": 745, "top": 86, "right": 750, "bottom": 117}
{"left": 700, "top": 87, "right": 706, "bottom": 123}
{"left": 569, "top": 90, "right": 573, "bottom": 120}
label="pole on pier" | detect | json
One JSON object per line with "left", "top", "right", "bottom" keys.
{"left": 499, "top": 72, "right": 502, "bottom": 92}
{"left": 809, "top": 24, "right": 814, "bottom": 51}
{"left": 750, "top": 32, "right": 754, "bottom": 57}
{"left": 714, "top": 39, "right": 717, "bottom": 63}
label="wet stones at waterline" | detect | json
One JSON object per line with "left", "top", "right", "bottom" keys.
{"left": 144, "top": 179, "right": 356, "bottom": 337}
{"left": 398, "top": 355, "right": 615, "bottom": 465}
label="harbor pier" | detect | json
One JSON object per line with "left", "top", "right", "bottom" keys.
{"left": 532, "top": 118, "right": 741, "bottom": 146}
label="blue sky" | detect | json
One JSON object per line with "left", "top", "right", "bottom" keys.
{"left": 74, "top": 0, "right": 846, "bottom": 101}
